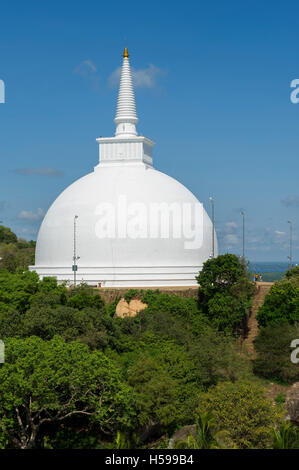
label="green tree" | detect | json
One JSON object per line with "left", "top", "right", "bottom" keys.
{"left": 20, "top": 305, "right": 109, "bottom": 348}
{"left": 0, "top": 244, "right": 19, "bottom": 272}
{"left": 0, "top": 336, "right": 136, "bottom": 448}
{"left": 196, "top": 381, "right": 282, "bottom": 449}
{"left": 0, "top": 229, "right": 35, "bottom": 272}
{"left": 285, "top": 265, "right": 299, "bottom": 285}
{"left": 188, "top": 327, "right": 252, "bottom": 387}
{"left": 0, "top": 270, "right": 39, "bottom": 314}
{"left": 66, "top": 283, "right": 105, "bottom": 310}
{"left": 0, "top": 225, "right": 18, "bottom": 244}
{"left": 257, "top": 281, "right": 299, "bottom": 327}
{"left": 253, "top": 323, "right": 299, "bottom": 383}
{"left": 127, "top": 354, "right": 180, "bottom": 431}
{"left": 196, "top": 255, "right": 254, "bottom": 333}
{"left": 196, "top": 254, "right": 249, "bottom": 297}
{"left": 207, "top": 292, "right": 248, "bottom": 333}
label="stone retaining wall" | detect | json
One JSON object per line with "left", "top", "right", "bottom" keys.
{"left": 95, "top": 287, "right": 199, "bottom": 304}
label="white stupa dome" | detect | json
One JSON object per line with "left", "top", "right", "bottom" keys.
{"left": 31, "top": 48, "right": 218, "bottom": 286}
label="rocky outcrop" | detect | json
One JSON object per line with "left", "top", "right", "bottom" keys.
{"left": 286, "top": 382, "right": 299, "bottom": 424}
{"left": 115, "top": 298, "right": 147, "bottom": 318}
{"left": 168, "top": 425, "right": 197, "bottom": 449}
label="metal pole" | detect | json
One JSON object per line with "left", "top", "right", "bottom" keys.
{"left": 73, "top": 215, "right": 79, "bottom": 286}
{"left": 240, "top": 211, "right": 245, "bottom": 259}
{"left": 209, "top": 197, "right": 215, "bottom": 258}
{"left": 288, "top": 221, "right": 293, "bottom": 269}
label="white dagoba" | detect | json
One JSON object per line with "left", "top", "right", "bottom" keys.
{"left": 30, "top": 48, "right": 218, "bottom": 286}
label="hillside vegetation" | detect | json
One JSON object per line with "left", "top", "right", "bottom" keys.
{"left": 0, "top": 226, "right": 298, "bottom": 449}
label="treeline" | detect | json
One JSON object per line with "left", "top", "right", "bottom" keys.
{"left": 253, "top": 266, "right": 299, "bottom": 384}
{"left": 0, "top": 225, "right": 35, "bottom": 272}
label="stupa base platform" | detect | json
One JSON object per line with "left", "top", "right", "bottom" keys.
{"left": 29, "top": 265, "right": 202, "bottom": 288}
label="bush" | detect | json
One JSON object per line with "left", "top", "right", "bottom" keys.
{"left": 257, "top": 281, "right": 299, "bottom": 327}
{"left": 188, "top": 327, "right": 252, "bottom": 387}
{"left": 285, "top": 266, "right": 299, "bottom": 285}
{"left": 66, "top": 283, "right": 105, "bottom": 310}
{"left": 253, "top": 323, "right": 299, "bottom": 383}
{"left": 196, "top": 255, "right": 254, "bottom": 333}
{"left": 196, "top": 381, "right": 283, "bottom": 448}
{"left": 127, "top": 353, "right": 180, "bottom": 432}
{"left": 272, "top": 422, "right": 299, "bottom": 449}
{"left": 0, "top": 270, "right": 39, "bottom": 313}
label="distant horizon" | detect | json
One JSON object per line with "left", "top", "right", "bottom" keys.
{"left": 2, "top": 221, "right": 297, "bottom": 265}
{"left": 248, "top": 260, "right": 298, "bottom": 263}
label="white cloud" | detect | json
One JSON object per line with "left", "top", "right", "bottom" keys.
{"left": 18, "top": 208, "right": 45, "bottom": 221}
{"left": 20, "top": 228, "right": 38, "bottom": 235}
{"left": 224, "top": 234, "right": 239, "bottom": 245}
{"left": 133, "top": 64, "right": 162, "bottom": 88}
{"left": 109, "top": 64, "right": 163, "bottom": 88}
{"left": 275, "top": 230, "right": 286, "bottom": 236}
{"left": 224, "top": 221, "right": 238, "bottom": 232}
{"left": 73, "top": 60, "right": 99, "bottom": 90}
{"left": 74, "top": 59, "right": 97, "bottom": 75}
{"left": 248, "top": 236, "right": 262, "bottom": 244}
{"left": 108, "top": 67, "right": 121, "bottom": 87}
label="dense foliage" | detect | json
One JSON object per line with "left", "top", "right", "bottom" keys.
{"left": 0, "top": 226, "right": 292, "bottom": 449}
{"left": 0, "top": 336, "right": 135, "bottom": 449}
{"left": 196, "top": 381, "right": 283, "bottom": 449}
{"left": 196, "top": 254, "right": 254, "bottom": 333}
{"left": 253, "top": 322, "right": 299, "bottom": 383}
{"left": 0, "top": 226, "right": 18, "bottom": 244}
{"left": 254, "top": 267, "right": 299, "bottom": 384}
{"left": 257, "top": 282, "right": 299, "bottom": 327}
{"left": 0, "top": 226, "right": 35, "bottom": 273}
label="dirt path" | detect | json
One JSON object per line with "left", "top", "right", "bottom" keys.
{"left": 243, "top": 282, "right": 274, "bottom": 357}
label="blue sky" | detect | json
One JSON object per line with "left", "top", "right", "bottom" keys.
{"left": 0, "top": 0, "right": 298, "bottom": 261}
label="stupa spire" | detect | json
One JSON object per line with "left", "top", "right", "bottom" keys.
{"left": 114, "top": 47, "right": 138, "bottom": 137}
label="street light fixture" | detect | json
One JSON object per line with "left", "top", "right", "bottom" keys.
{"left": 240, "top": 211, "right": 245, "bottom": 259}
{"left": 72, "top": 215, "right": 80, "bottom": 286}
{"left": 209, "top": 197, "right": 215, "bottom": 258}
{"left": 287, "top": 220, "right": 293, "bottom": 269}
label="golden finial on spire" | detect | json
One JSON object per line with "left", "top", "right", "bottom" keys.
{"left": 123, "top": 47, "right": 129, "bottom": 58}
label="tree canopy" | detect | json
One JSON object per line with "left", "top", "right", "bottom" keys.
{"left": 0, "top": 237, "right": 287, "bottom": 449}
{"left": 0, "top": 336, "right": 136, "bottom": 448}
{"left": 196, "top": 254, "right": 254, "bottom": 333}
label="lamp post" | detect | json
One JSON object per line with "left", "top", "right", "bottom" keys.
{"left": 209, "top": 196, "right": 215, "bottom": 258}
{"left": 72, "top": 215, "right": 80, "bottom": 286}
{"left": 287, "top": 220, "right": 293, "bottom": 269}
{"left": 240, "top": 211, "right": 245, "bottom": 259}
